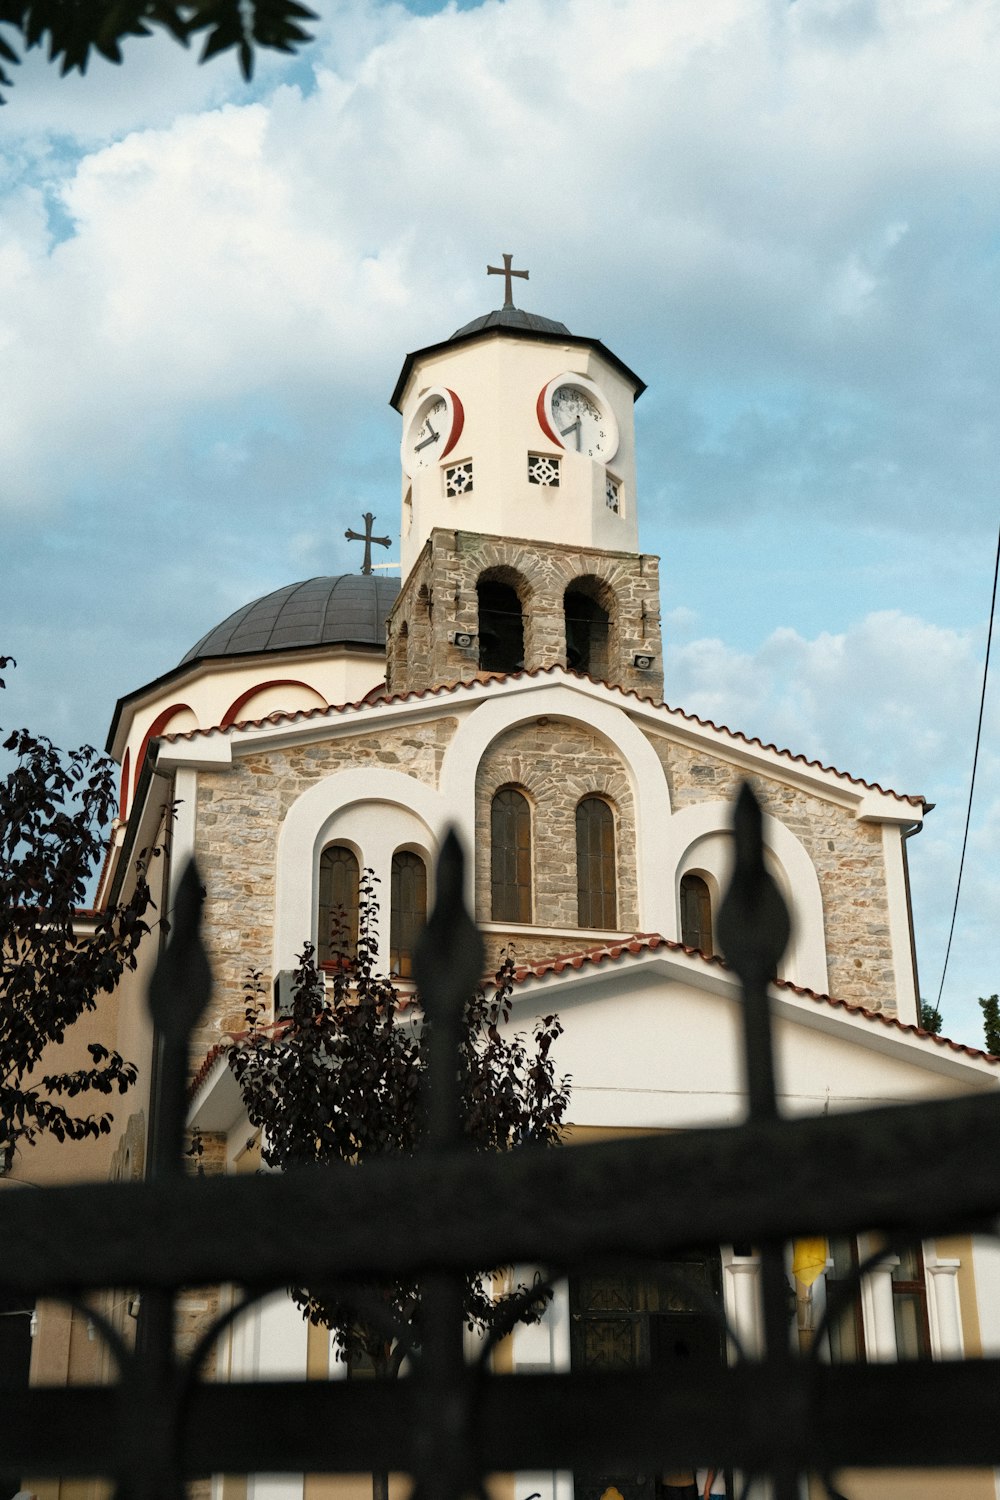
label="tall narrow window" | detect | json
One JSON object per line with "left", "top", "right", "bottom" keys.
{"left": 478, "top": 580, "right": 524, "bottom": 673}
{"left": 891, "top": 1244, "right": 931, "bottom": 1359}
{"left": 491, "top": 788, "right": 532, "bottom": 923}
{"left": 679, "top": 873, "right": 713, "bottom": 955}
{"left": 565, "top": 587, "right": 610, "bottom": 679}
{"left": 576, "top": 797, "right": 617, "bottom": 928}
{"left": 318, "top": 844, "right": 360, "bottom": 964}
{"left": 824, "top": 1237, "right": 865, "bottom": 1363}
{"left": 390, "top": 850, "right": 427, "bottom": 979}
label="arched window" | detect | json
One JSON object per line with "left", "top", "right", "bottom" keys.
{"left": 576, "top": 797, "right": 617, "bottom": 928}
{"left": 390, "top": 850, "right": 427, "bottom": 979}
{"left": 478, "top": 579, "right": 524, "bottom": 673}
{"left": 318, "top": 844, "right": 360, "bottom": 963}
{"left": 565, "top": 585, "right": 610, "bottom": 679}
{"left": 679, "top": 873, "right": 713, "bottom": 955}
{"left": 491, "top": 788, "right": 532, "bottom": 923}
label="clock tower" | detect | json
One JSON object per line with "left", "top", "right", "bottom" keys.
{"left": 385, "top": 264, "right": 663, "bottom": 701}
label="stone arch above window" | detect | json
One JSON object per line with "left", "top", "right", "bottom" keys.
{"left": 472, "top": 710, "right": 643, "bottom": 932}
{"left": 679, "top": 871, "right": 714, "bottom": 955}
{"left": 390, "top": 849, "right": 427, "bottom": 979}
{"left": 576, "top": 795, "right": 617, "bottom": 929}
{"left": 119, "top": 747, "right": 131, "bottom": 819}
{"left": 478, "top": 569, "right": 528, "bottom": 674}
{"left": 661, "top": 801, "right": 829, "bottom": 994}
{"left": 491, "top": 786, "right": 532, "bottom": 923}
{"left": 318, "top": 843, "right": 360, "bottom": 964}
{"left": 564, "top": 575, "right": 614, "bottom": 681}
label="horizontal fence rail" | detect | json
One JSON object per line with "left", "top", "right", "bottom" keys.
{"left": 4, "top": 1362, "right": 1000, "bottom": 1477}
{"left": 1, "top": 1092, "right": 998, "bottom": 1295}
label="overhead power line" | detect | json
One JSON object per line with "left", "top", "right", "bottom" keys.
{"left": 935, "top": 521, "right": 1000, "bottom": 1011}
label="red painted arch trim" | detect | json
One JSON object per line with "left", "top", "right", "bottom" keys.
{"left": 119, "top": 748, "right": 131, "bottom": 819}
{"left": 134, "top": 703, "right": 195, "bottom": 795}
{"left": 221, "top": 678, "right": 326, "bottom": 729}
{"left": 536, "top": 382, "right": 560, "bottom": 447}
{"left": 440, "top": 389, "right": 465, "bottom": 461}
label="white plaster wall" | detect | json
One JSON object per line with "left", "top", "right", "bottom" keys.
{"left": 398, "top": 335, "right": 640, "bottom": 577}
{"left": 970, "top": 1237, "right": 1000, "bottom": 1355}
{"left": 227, "top": 1290, "right": 309, "bottom": 1500}
{"left": 505, "top": 963, "right": 994, "bottom": 1132}
{"left": 114, "top": 647, "right": 388, "bottom": 792}
{"left": 511, "top": 1277, "right": 573, "bottom": 1500}
{"left": 881, "top": 821, "right": 920, "bottom": 1025}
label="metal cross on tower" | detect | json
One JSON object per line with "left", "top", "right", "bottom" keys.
{"left": 345, "top": 512, "right": 391, "bottom": 575}
{"left": 487, "top": 252, "right": 528, "bottom": 309}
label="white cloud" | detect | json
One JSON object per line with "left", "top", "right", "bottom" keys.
{"left": 666, "top": 607, "right": 1000, "bottom": 1046}
{"left": 1, "top": 0, "right": 999, "bottom": 533}
{"left": 2, "top": 0, "right": 997, "bottom": 1047}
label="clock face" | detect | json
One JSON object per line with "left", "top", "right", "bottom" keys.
{"left": 403, "top": 388, "right": 464, "bottom": 473}
{"left": 539, "top": 375, "right": 619, "bottom": 462}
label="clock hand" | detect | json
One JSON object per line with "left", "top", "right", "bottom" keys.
{"left": 560, "top": 417, "right": 582, "bottom": 449}
{"left": 414, "top": 426, "right": 440, "bottom": 451}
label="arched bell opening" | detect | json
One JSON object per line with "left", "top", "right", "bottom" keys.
{"left": 478, "top": 574, "right": 526, "bottom": 674}
{"left": 564, "top": 577, "right": 613, "bottom": 680}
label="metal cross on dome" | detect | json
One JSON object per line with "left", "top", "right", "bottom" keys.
{"left": 345, "top": 512, "right": 391, "bottom": 575}
{"left": 487, "top": 252, "right": 528, "bottom": 309}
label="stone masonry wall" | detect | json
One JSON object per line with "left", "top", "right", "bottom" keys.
{"left": 645, "top": 731, "right": 899, "bottom": 1014}
{"left": 192, "top": 720, "right": 455, "bottom": 1066}
{"left": 474, "top": 719, "right": 638, "bottom": 936}
{"left": 386, "top": 529, "right": 663, "bottom": 700}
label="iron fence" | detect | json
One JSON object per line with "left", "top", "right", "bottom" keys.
{"left": 1, "top": 782, "right": 998, "bottom": 1499}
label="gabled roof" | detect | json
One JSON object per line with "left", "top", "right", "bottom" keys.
{"left": 189, "top": 934, "right": 997, "bottom": 1123}
{"left": 507, "top": 933, "right": 999, "bottom": 1067}
{"left": 156, "top": 663, "right": 928, "bottom": 811}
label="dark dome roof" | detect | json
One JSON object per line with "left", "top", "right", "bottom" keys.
{"left": 180, "top": 574, "right": 399, "bottom": 664}
{"left": 451, "top": 306, "right": 571, "bottom": 339}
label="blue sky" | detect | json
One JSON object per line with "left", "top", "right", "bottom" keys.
{"left": 1, "top": 0, "right": 997, "bottom": 1047}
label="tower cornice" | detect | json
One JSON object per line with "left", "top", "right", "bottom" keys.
{"left": 389, "top": 322, "right": 646, "bottom": 413}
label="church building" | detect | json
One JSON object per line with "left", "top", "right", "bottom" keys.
{"left": 29, "top": 265, "right": 1000, "bottom": 1500}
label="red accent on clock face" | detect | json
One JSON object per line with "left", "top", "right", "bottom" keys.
{"left": 440, "top": 389, "right": 465, "bottom": 460}
{"left": 536, "top": 384, "right": 560, "bottom": 447}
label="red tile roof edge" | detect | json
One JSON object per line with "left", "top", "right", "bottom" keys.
{"left": 157, "top": 665, "right": 926, "bottom": 808}
{"left": 508, "top": 933, "right": 999, "bottom": 1066}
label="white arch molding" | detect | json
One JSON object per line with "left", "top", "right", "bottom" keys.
{"left": 273, "top": 769, "right": 446, "bottom": 974}
{"left": 659, "top": 800, "right": 829, "bottom": 994}
{"left": 438, "top": 684, "right": 674, "bottom": 929}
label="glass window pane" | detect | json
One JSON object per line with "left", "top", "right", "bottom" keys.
{"left": 825, "top": 1236, "right": 864, "bottom": 1363}
{"left": 576, "top": 798, "right": 616, "bottom": 928}
{"left": 893, "top": 1292, "right": 925, "bottom": 1360}
{"left": 680, "top": 874, "right": 713, "bottom": 955}
{"left": 491, "top": 788, "right": 532, "bottom": 922}
{"left": 390, "top": 851, "right": 427, "bottom": 978}
{"left": 318, "top": 845, "right": 360, "bottom": 963}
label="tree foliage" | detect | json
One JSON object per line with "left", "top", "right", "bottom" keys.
{"left": 919, "top": 999, "right": 943, "bottom": 1036}
{"left": 1, "top": 655, "right": 154, "bottom": 1158}
{"left": 228, "top": 869, "right": 571, "bottom": 1378}
{"left": 0, "top": 0, "right": 316, "bottom": 101}
{"left": 979, "top": 993, "right": 1000, "bottom": 1057}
